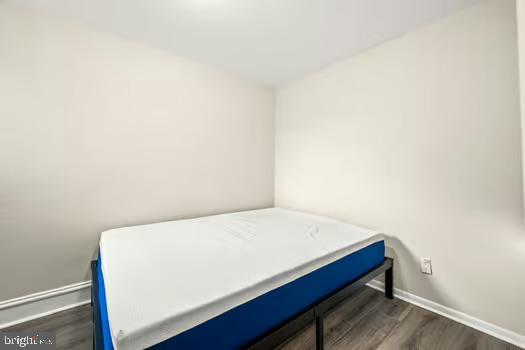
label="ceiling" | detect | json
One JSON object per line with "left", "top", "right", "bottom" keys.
{"left": 8, "top": 0, "right": 480, "bottom": 85}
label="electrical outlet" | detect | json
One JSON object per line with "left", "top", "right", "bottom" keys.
{"left": 420, "top": 257, "right": 432, "bottom": 275}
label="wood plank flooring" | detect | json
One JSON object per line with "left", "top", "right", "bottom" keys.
{"left": 3, "top": 287, "right": 521, "bottom": 350}
{"left": 4, "top": 303, "right": 92, "bottom": 350}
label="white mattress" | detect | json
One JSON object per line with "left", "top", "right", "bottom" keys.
{"left": 99, "top": 208, "right": 383, "bottom": 350}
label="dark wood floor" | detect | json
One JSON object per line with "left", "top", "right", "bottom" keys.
{"left": 3, "top": 287, "right": 521, "bottom": 350}
{"left": 4, "top": 302, "right": 92, "bottom": 350}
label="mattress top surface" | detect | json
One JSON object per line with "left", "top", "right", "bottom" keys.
{"left": 99, "top": 208, "right": 383, "bottom": 350}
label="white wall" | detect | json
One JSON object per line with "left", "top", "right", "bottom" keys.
{"left": 276, "top": 0, "right": 525, "bottom": 335}
{"left": 518, "top": 0, "right": 525, "bottom": 211}
{"left": 0, "top": 4, "right": 274, "bottom": 301}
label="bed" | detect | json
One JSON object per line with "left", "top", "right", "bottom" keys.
{"left": 91, "top": 208, "right": 393, "bottom": 350}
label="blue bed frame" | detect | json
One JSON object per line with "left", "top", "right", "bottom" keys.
{"left": 91, "top": 241, "right": 393, "bottom": 350}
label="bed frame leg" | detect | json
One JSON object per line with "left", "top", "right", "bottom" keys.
{"left": 315, "top": 315, "right": 324, "bottom": 350}
{"left": 385, "top": 262, "right": 394, "bottom": 300}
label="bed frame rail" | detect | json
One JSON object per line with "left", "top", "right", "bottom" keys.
{"left": 248, "top": 257, "right": 394, "bottom": 350}
{"left": 91, "top": 261, "right": 105, "bottom": 350}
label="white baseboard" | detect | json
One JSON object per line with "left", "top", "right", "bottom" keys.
{"left": 367, "top": 280, "right": 525, "bottom": 349}
{"left": 0, "top": 281, "right": 92, "bottom": 329}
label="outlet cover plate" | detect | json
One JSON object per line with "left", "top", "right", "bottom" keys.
{"left": 421, "top": 257, "right": 432, "bottom": 275}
